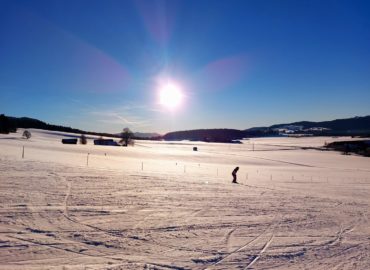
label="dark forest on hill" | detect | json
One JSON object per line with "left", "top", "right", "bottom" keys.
{"left": 1, "top": 114, "right": 370, "bottom": 142}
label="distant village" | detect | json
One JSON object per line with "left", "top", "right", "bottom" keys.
{"left": 272, "top": 125, "right": 331, "bottom": 136}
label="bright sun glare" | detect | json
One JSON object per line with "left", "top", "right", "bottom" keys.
{"left": 159, "top": 83, "right": 183, "bottom": 109}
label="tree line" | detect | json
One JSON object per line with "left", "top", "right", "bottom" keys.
{"left": 0, "top": 114, "right": 117, "bottom": 137}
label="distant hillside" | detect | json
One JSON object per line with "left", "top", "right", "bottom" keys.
{"left": 1, "top": 114, "right": 161, "bottom": 139}
{"left": 270, "top": 116, "right": 370, "bottom": 130}
{"left": 1, "top": 115, "right": 118, "bottom": 138}
{"left": 164, "top": 116, "right": 370, "bottom": 142}
{"left": 163, "top": 129, "right": 245, "bottom": 143}
{"left": 134, "top": 132, "right": 161, "bottom": 139}
{"left": 2, "top": 114, "right": 369, "bottom": 142}
{"left": 268, "top": 115, "right": 370, "bottom": 135}
{"left": 243, "top": 127, "right": 272, "bottom": 137}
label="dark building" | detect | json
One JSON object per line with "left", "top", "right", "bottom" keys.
{"left": 62, "top": 138, "right": 78, "bottom": 144}
{"left": 94, "top": 139, "right": 119, "bottom": 146}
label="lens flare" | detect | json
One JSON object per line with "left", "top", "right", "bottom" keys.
{"left": 159, "top": 83, "right": 183, "bottom": 109}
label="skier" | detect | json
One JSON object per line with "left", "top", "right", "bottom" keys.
{"left": 232, "top": 167, "right": 239, "bottom": 183}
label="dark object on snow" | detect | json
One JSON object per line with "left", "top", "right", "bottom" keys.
{"left": 62, "top": 138, "right": 78, "bottom": 144}
{"left": 232, "top": 167, "right": 239, "bottom": 183}
{"left": 193, "top": 147, "right": 198, "bottom": 151}
{"left": 94, "top": 138, "right": 119, "bottom": 146}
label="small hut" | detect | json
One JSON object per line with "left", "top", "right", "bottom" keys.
{"left": 94, "top": 139, "right": 119, "bottom": 146}
{"left": 62, "top": 138, "right": 78, "bottom": 144}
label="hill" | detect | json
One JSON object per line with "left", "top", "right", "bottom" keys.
{"left": 164, "top": 116, "right": 370, "bottom": 142}
{"left": 267, "top": 115, "right": 370, "bottom": 136}
{"left": 270, "top": 116, "right": 370, "bottom": 131}
{"left": 163, "top": 129, "right": 245, "bottom": 143}
{"left": 2, "top": 114, "right": 370, "bottom": 142}
{"left": 1, "top": 115, "right": 118, "bottom": 138}
{"left": 134, "top": 132, "right": 161, "bottom": 139}
{"left": 1, "top": 114, "right": 162, "bottom": 140}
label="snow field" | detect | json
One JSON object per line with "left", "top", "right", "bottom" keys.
{"left": 0, "top": 129, "right": 369, "bottom": 269}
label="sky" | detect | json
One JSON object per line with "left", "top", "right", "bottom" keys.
{"left": 0, "top": 0, "right": 369, "bottom": 134}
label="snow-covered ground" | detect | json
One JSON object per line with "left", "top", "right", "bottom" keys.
{"left": 1, "top": 129, "right": 369, "bottom": 269}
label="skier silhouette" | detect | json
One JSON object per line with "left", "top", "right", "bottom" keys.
{"left": 232, "top": 167, "right": 239, "bottom": 183}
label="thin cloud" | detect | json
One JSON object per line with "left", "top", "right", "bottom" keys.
{"left": 70, "top": 99, "right": 161, "bottom": 131}
{"left": 87, "top": 105, "right": 155, "bottom": 129}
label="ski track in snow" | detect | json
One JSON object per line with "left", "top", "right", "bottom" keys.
{"left": 1, "top": 131, "right": 370, "bottom": 269}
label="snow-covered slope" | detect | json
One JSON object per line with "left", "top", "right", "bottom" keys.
{"left": 0, "top": 129, "right": 369, "bottom": 269}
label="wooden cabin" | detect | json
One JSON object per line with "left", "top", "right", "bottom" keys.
{"left": 93, "top": 139, "right": 119, "bottom": 146}
{"left": 61, "top": 138, "right": 78, "bottom": 144}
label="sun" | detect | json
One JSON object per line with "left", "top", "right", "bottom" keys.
{"left": 159, "top": 83, "right": 183, "bottom": 109}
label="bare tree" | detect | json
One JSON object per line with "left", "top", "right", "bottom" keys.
{"left": 80, "top": 134, "right": 87, "bottom": 144}
{"left": 120, "top": 128, "right": 134, "bottom": 146}
{"left": 22, "top": 130, "right": 31, "bottom": 139}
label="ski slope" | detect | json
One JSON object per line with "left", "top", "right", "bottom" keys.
{"left": 0, "top": 129, "right": 369, "bottom": 269}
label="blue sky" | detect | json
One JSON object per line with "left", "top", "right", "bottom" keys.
{"left": 1, "top": 0, "right": 369, "bottom": 134}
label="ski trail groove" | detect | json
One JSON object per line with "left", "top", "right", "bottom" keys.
{"left": 63, "top": 177, "right": 72, "bottom": 217}
{"left": 58, "top": 174, "right": 124, "bottom": 236}
{"left": 203, "top": 214, "right": 280, "bottom": 270}
{"left": 243, "top": 213, "right": 286, "bottom": 269}
{"left": 243, "top": 233, "right": 275, "bottom": 269}
{"left": 8, "top": 235, "right": 125, "bottom": 262}
{"left": 225, "top": 228, "right": 236, "bottom": 253}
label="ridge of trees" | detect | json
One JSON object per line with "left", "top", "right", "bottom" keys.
{"left": 2, "top": 114, "right": 369, "bottom": 141}
{"left": 0, "top": 114, "right": 118, "bottom": 137}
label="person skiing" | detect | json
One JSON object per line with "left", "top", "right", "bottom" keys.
{"left": 232, "top": 167, "right": 239, "bottom": 183}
